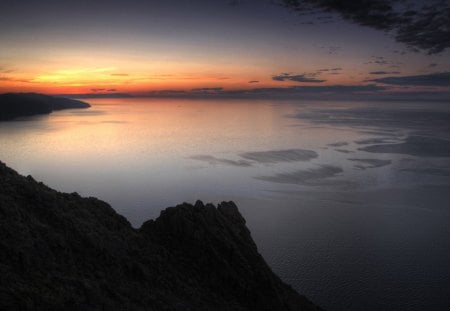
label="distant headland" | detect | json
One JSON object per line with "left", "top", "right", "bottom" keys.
{"left": 0, "top": 93, "right": 90, "bottom": 121}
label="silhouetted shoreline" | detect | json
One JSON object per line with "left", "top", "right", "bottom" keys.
{"left": 0, "top": 161, "right": 322, "bottom": 310}
{"left": 0, "top": 93, "right": 90, "bottom": 121}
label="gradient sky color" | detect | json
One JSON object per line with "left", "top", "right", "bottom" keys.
{"left": 0, "top": 0, "right": 449, "bottom": 99}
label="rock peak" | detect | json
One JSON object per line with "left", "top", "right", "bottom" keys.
{"left": 0, "top": 161, "right": 322, "bottom": 310}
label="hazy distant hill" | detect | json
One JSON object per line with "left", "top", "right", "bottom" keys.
{"left": 0, "top": 93, "right": 90, "bottom": 120}
{"left": 0, "top": 161, "right": 322, "bottom": 310}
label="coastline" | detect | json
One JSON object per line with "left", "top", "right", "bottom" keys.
{"left": 0, "top": 93, "right": 90, "bottom": 121}
{"left": 0, "top": 160, "right": 322, "bottom": 310}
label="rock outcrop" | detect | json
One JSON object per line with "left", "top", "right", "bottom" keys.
{"left": 0, "top": 161, "right": 322, "bottom": 310}
{"left": 0, "top": 93, "right": 90, "bottom": 120}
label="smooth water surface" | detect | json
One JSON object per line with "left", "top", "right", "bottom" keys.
{"left": 1, "top": 98, "right": 449, "bottom": 310}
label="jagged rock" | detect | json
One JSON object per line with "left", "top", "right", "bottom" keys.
{"left": 0, "top": 161, "right": 322, "bottom": 310}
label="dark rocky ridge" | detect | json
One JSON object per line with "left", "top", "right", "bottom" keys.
{"left": 0, "top": 93, "right": 90, "bottom": 120}
{"left": 0, "top": 161, "right": 322, "bottom": 310}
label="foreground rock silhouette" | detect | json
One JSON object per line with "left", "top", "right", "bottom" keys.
{"left": 0, "top": 161, "right": 322, "bottom": 310}
{"left": 0, "top": 93, "right": 90, "bottom": 120}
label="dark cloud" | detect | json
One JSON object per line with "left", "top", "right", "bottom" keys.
{"left": 370, "top": 72, "right": 450, "bottom": 86}
{"left": 248, "top": 80, "right": 259, "bottom": 83}
{"left": 369, "top": 71, "right": 400, "bottom": 75}
{"left": 335, "top": 149, "right": 353, "bottom": 154}
{"left": 395, "top": 2, "right": 450, "bottom": 54}
{"left": 146, "top": 90, "right": 186, "bottom": 96}
{"left": 320, "top": 45, "right": 341, "bottom": 54}
{"left": 240, "top": 149, "right": 318, "bottom": 163}
{"left": 255, "top": 165, "right": 343, "bottom": 185}
{"left": 364, "top": 56, "right": 401, "bottom": 67}
{"left": 316, "top": 67, "right": 342, "bottom": 75}
{"left": 91, "top": 88, "right": 105, "bottom": 92}
{"left": 348, "top": 158, "right": 392, "bottom": 169}
{"left": 392, "top": 49, "right": 407, "bottom": 55}
{"left": 400, "top": 168, "right": 450, "bottom": 176}
{"left": 371, "top": 57, "right": 388, "bottom": 65}
{"left": 191, "top": 87, "right": 223, "bottom": 92}
{"left": 282, "top": 0, "right": 450, "bottom": 54}
{"left": 190, "top": 155, "right": 253, "bottom": 167}
{"left": 272, "top": 73, "right": 325, "bottom": 83}
{"left": 327, "top": 141, "right": 348, "bottom": 147}
{"left": 428, "top": 63, "right": 438, "bottom": 68}
{"left": 106, "top": 88, "right": 117, "bottom": 92}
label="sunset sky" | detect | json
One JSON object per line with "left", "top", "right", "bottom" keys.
{"left": 1, "top": 0, "right": 449, "bottom": 99}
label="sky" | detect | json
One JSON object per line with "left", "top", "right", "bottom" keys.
{"left": 0, "top": 0, "right": 449, "bottom": 100}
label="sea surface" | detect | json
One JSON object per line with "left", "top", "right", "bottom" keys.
{"left": 1, "top": 98, "right": 449, "bottom": 310}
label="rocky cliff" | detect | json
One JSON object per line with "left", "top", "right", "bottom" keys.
{"left": 0, "top": 93, "right": 90, "bottom": 120}
{"left": 0, "top": 161, "right": 322, "bottom": 310}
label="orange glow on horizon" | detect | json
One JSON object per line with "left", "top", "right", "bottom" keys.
{"left": 1, "top": 58, "right": 423, "bottom": 96}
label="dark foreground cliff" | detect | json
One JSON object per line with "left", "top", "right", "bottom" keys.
{"left": 0, "top": 161, "right": 321, "bottom": 310}
{"left": 0, "top": 93, "right": 90, "bottom": 120}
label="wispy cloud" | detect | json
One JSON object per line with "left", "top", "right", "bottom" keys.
{"left": 0, "top": 68, "right": 14, "bottom": 74}
{"left": 364, "top": 56, "right": 402, "bottom": 68}
{"left": 0, "top": 76, "right": 30, "bottom": 83}
{"left": 320, "top": 45, "right": 341, "bottom": 54}
{"left": 272, "top": 73, "right": 325, "bottom": 83}
{"left": 191, "top": 87, "right": 223, "bottom": 93}
{"left": 348, "top": 158, "right": 392, "bottom": 170}
{"left": 90, "top": 88, "right": 118, "bottom": 93}
{"left": 316, "top": 68, "right": 342, "bottom": 75}
{"left": 369, "top": 71, "right": 401, "bottom": 75}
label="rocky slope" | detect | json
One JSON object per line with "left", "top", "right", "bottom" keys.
{"left": 0, "top": 161, "right": 322, "bottom": 310}
{"left": 0, "top": 93, "right": 90, "bottom": 120}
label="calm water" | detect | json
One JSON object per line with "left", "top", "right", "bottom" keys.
{"left": 1, "top": 98, "right": 449, "bottom": 310}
